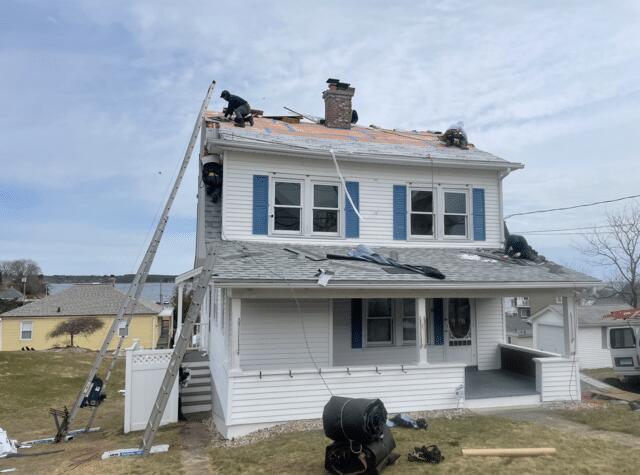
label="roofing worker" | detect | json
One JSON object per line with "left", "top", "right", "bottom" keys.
{"left": 220, "top": 90, "right": 253, "bottom": 127}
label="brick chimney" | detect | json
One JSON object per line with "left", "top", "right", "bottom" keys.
{"left": 322, "top": 79, "right": 355, "bottom": 129}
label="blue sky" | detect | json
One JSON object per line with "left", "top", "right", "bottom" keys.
{"left": 1, "top": 0, "right": 639, "bottom": 277}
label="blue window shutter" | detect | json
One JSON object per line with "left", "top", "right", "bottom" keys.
{"left": 472, "top": 188, "right": 486, "bottom": 241}
{"left": 351, "top": 299, "right": 363, "bottom": 348}
{"left": 393, "top": 185, "right": 407, "bottom": 240}
{"left": 252, "top": 175, "right": 269, "bottom": 235}
{"left": 345, "top": 181, "right": 360, "bottom": 238}
{"left": 433, "top": 298, "right": 444, "bottom": 345}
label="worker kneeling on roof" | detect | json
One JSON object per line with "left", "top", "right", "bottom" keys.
{"left": 221, "top": 90, "right": 253, "bottom": 127}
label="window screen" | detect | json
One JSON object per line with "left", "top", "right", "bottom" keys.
{"left": 21, "top": 321, "right": 33, "bottom": 340}
{"left": 444, "top": 191, "right": 468, "bottom": 236}
{"left": 313, "top": 184, "right": 339, "bottom": 233}
{"left": 274, "top": 181, "right": 302, "bottom": 231}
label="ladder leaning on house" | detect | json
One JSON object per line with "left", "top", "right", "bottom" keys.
{"left": 57, "top": 80, "right": 217, "bottom": 450}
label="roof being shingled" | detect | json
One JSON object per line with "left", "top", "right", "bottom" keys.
{"left": 1, "top": 284, "right": 161, "bottom": 317}
{"left": 205, "top": 113, "right": 518, "bottom": 165}
{"left": 198, "top": 240, "right": 599, "bottom": 288}
{"left": 535, "top": 303, "right": 636, "bottom": 327}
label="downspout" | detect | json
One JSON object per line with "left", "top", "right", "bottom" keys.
{"left": 498, "top": 168, "right": 513, "bottom": 245}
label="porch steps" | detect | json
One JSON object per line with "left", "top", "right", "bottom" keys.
{"left": 180, "top": 353, "right": 212, "bottom": 415}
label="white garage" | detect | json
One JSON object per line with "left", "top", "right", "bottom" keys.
{"left": 530, "top": 303, "right": 637, "bottom": 369}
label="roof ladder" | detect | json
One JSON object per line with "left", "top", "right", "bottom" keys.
{"left": 59, "top": 80, "right": 217, "bottom": 441}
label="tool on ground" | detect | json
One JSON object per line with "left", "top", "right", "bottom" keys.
{"left": 462, "top": 447, "right": 556, "bottom": 457}
{"left": 57, "top": 80, "right": 217, "bottom": 443}
{"left": 408, "top": 445, "right": 444, "bottom": 464}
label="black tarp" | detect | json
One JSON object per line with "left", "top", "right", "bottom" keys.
{"left": 325, "top": 425, "right": 398, "bottom": 475}
{"left": 323, "top": 396, "right": 387, "bottom": 444}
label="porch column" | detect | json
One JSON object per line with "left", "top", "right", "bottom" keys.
{"left": 230, "top": 297, "right": 241, "bottom": 370}
{"left": 562, "top": 295, "right": 578, "bottom": 357}
{"left": 416, "top": 298, "right": 428, "bottom": 365}
{"left": 174, "top": 283, "right": 184, "bottom": 348}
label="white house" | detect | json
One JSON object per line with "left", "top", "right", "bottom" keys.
{"left": 529, "top": 303, "right": 636, "bottom": 369}
{"left": 172, "top": 80, "right": 600, "bottom": 438}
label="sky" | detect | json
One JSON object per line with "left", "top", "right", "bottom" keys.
{"left": 1, "top": 0, "right": 639, "bottom": 278}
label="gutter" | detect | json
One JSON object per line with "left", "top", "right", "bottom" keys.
{"left": 206, "top": 138, "right": 524, "bottom": 172}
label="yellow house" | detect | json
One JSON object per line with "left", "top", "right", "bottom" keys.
{"left": 0, "top": 284, "right": 163, "bottom": 351}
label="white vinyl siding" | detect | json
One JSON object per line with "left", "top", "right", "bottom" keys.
{"left": 20, "top": 320, "right": 33, "bottom": 340}
{"left": 239, "top": 299, "right": 330, "bottom": 370}
{"left": 535, "top": 357, "right": 580, "bottom": 402}
{"left": 475, "top": 298, "right": 504, "bottom": 370}
{"left": 222, "top": 151, "right": 502, "bottom": 247}
{"left": 577, "top": 327, "right": 615, "bottom": 369}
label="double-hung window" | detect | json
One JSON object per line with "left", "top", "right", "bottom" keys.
{"left": 443, "top": 190, "right": 469, "bottom": 237}
{"left": 273, "top": 180, "right": 303, "bottom": 233}
{"left": 312, "top": 183, "right": 340, "bottom": 234}
{"left": 20, "top": 321, "right": 33, "bottom": 340}
{"left": 366, "top": 299, "right": 393, "bottom": 345}
{"left": 401, "top": 299, "right": 416, "bottom": 344}
{"left": 410, "top": 189, "right": 434, "bottom": 237}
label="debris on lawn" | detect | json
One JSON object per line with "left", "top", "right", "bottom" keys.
{"left": 408, "top": 445, "right": 444, "bottom": 464}
{"left": 462, "top": 447, "right": 556, "bottom": 457}
{"left": 101, "top": 444, "right": 169, "bottom": 459}
{"left": 386, "top": 413, "right": 428, "bottom": 430}
{"left": 323, "top": 396, "right": 400, "bottom": 474}
{"left": 0, "top": 428, "right": 18, "bottom": 458}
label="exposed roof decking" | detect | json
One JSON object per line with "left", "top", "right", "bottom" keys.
{"left": 205, "top": 113, "right": 523, "bottom": 168}
{"left": 203, "top": 241, "right": 599, "bottom": 289}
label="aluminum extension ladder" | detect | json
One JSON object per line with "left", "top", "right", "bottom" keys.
{"left": 62, "top": 80, "right": 217, "bottom": 438}
{"left": 140, "top": 245, "right": 217, "bottom": 453}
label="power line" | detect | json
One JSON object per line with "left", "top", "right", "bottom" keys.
{"left": 504, "top": 193, "right": 640, "bottom": 219}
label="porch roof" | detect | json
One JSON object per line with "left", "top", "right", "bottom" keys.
{"left": 200, "top": 241, "right": 600, "bottom": 290}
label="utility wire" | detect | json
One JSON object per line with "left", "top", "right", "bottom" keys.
{"left": 505, "top": 193, "right": 640, "bottom": 219}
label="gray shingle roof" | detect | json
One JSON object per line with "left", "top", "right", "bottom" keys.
{"left": 0, "top": 288, "right": 24, "bottom": 300}
{"left": 544, "top": 303, "right": 635, "bottom": 327}
{"left": 201, "top": 241, "right": 600, "bottom": 288}
{"left": 1, "top": 284, "right": 161, "bottom": 317}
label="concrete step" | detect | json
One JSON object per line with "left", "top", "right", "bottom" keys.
{"left": 188, "top": 368, "right": 211, "bottom": 377}
{"left": 182, "top": 361, "right": 210, "bottom": 369}
{"left": 182, "top": 403, "right": 211, "bottom": 414}
{"left": 186, "top": 377, "right": 211, "bottom": 386}
{"left": 181, "top": 385, "right": 212, "bottom": 394}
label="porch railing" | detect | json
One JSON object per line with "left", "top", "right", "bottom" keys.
{"left": 499, "top": 343, "right": 560, "bottom": 377}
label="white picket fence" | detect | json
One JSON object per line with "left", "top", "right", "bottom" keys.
{"left": 124, "top": 343, "right": 179, "bottom": 433}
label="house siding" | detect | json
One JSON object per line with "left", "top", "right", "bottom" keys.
{"left": 221, "top": 151, "right": 502, "bottom": 247}
{"left": 0, "top": 314, "right": 159, "bottom": 351}
{"left": 577, "top": 327, "right": 611, "bottom": 369}
{"left": 239, "top": 299, "right": 330, "bottom": 370}
{"left": 475, "top": 298, "right": 504, "bottom": 370}
{"left": 535, "top": 357, "right": 580, "bottom": 402}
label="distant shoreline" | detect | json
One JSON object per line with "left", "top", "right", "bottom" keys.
{"left": 44, "top": 274, "right": 176, "bottom": 284}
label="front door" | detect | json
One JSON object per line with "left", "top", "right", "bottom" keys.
{"left": 445, "top": 298, "right": 477, "bottom": 365}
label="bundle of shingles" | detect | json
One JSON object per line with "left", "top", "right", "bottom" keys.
{"left": 322, "top": 396, "right": 399, "bottom": 475}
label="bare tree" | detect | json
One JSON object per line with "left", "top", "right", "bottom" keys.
{"left": 579, "top": 205, "right": 640, "bottom": 307}
{"left": 47, "top": 317, "right": 105, "bottom": 347}
{"left": 0, "top": 259, "right": 47, "bottom": 297}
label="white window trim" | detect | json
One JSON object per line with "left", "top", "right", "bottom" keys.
{"left": 364, "top": 299, "right": 394, "bottom": 347}
{"left": 442, "top": 188, "right": 471, "bottom": 239}
{"left": 310, "top": 181, "right": 342, "bottom": 237}
{"left": 270, "top": 178, "right": 304, "bottom": 236}
{"left": 408, "top": 187, "right": 436, "bottom": 240}
{"left": 400, "top": 299, "right": 417, "bottom": 346}
{"left": 269, "top": 175, "right": 344, "bottom": 238}
{"left": 20, "top": 320, "right": 33, "bottom": 341}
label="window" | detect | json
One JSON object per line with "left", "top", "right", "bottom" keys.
{"left": 555, "top": 296, "right": 563, "bottom": 304}
{"left": 401, "top": 299, "right": 416, "bottom": 344}
{"left": 610, "top": 328, "right": 636, "bottom": 349}
{"left": 366, "top": 299, "right": 393, "bottom": 345}
{"left": 313, "top": 183, "right": 339, "bottom": 234}
{"left": 20, "top": 321, "right": 33, "bottom": 340}
{"left": 273, "top": 180, "right": 302, "bottom": 232}
{"left": 410, "top": 189, "right": 434, "bottom": 237}
{"left": 443, "top": 190, "right": 468, "bottom": 237}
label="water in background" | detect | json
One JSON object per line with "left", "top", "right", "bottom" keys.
{"left": 47, "top": 282, "right": 176, "bottom": 305}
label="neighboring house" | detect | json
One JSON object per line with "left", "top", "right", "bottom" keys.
{"left": 170, "top": 80, "right": 600, "bottom": 438}
{"left": 503, "top": 296, "right": 531, "bottom": 319}
{"left": 506, "top": 314, "right": 532, "bottom": 347}
{"left": 529, "top": 303, "right": 636, "bottom": 369}
{"left": 0, "top": 284, "right": 161, "bottom": 351}
{"left": 0, "top": 288, "right": 24, "bottom": 302}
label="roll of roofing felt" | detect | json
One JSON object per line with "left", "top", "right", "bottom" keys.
{"left": 322, "top": 396, "right": 388, "bottom": 444}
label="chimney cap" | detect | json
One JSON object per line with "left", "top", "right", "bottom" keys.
{"left": 326, "top": 78, "right": 351, "bottom": 90}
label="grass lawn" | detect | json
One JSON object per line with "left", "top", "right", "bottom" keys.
{"left": 556, "top": 404, "right": 640, "bottom": 438}
{"left": 2, "top": 352, "right": 640, "bottom": 474}
{"left": 0, "top": 351, "right": 183, "bottom": 474}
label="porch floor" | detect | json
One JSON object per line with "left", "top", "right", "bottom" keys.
{"left": 465, "top": 368, "right": 537, "bottom": 399}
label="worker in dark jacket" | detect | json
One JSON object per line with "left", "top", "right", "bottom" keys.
{"left": 220, "top": 90, "right": 253, "bottom": 127}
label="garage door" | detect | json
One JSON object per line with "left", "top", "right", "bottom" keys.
{"left": 537, "top": 324, "right": 564, "bottom": 354}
